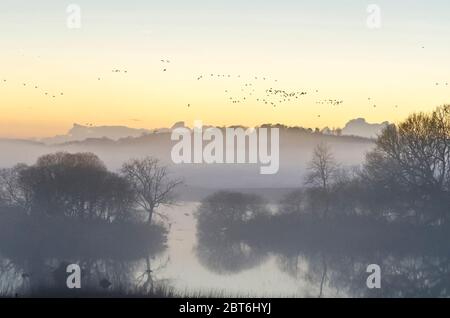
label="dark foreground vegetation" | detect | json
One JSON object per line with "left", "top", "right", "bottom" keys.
{"left": 0, "top": 152, "right": 178, "bottom": 259}
{"left": 0, "top": 207, "right": 166, "bottom": 260}
{"left": 0, "top": 151, "right": 182, "bottom": 246}
{"left": 197, "top": 105, "right": 450, "bottom": 252}
{"left": 192, "top": 106, "right": 450, "bottom": 297}
{"left": 1, "top": 105, "right": 450, "bottom": 298}
{"left": 0, "top": 152, "right": 182, "bottom": 296}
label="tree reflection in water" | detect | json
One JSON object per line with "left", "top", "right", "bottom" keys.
{"left": 0, "top": 252, "right": 172, "bottom": 297}
{"left": 195, "top": 191, "right": 450, "bottom": 298}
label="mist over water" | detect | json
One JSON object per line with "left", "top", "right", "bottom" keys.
{"left": 3, "top": 199, "right": 449, "bottom": 298}
{"left": 2, "top": 0, "right": 450, "bottom": 304}
{"left": 1, "top": 106, "right": 450, "bottom": 298}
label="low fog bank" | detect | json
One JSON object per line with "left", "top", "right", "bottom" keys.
{"left": 0, "top": 130, "right": 374, "bottom": 191}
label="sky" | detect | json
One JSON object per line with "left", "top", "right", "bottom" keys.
{"left": 0, "top": 0, "right": 449, "bottom": 138}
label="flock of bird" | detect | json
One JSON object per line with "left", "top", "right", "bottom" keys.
{"left": 316, "top": 99, "right": 344, "bottom": 106}
{"left": 3, "top": 52, "right": 449, "bottom": 116}
{"left": 194, "top": 73, "right": 314, "bottom": 108}
{"left": 161, "top": 59, "right": 170, "bottom": 72}
{"left": 0, "top": 78, "right": 64, "bottom": 100}
{"left": 366, "top": 97, "right": 400, "bottom": 109}
{"left": 111, "top": 68, "right": 128, "bottom": 73}
{"left": 264, "top": 89, "right": 308, "bottom": 106}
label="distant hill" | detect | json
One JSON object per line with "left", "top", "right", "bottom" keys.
{"left": 40, "top": 123, "right": 153, "bottom": 144}
{"left": 0, "top": 126, "right": 375, "bottom": 190}
{"left": 342, "top": 118, "right": 389, "bottom": 139}
{"left": 36, "top": 119, "right": 388, "bottom": 145}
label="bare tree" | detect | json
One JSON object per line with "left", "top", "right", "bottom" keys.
{"left": 364, "top": 105, "right": 450, "bottom": 223}
{"left": 121, "top": 157, "right": 182, "bottom": 224}
{"left": 375, "top": 105, "right": 450, "bottom": 194}
{"left": 305, "top": 143, "right": 338, "bottom": 218}
{"left": 305, "top": 143, "right": 338, "bottom": 192}
{"left": 0, "top": 164, "right": 30, "bottom": 211}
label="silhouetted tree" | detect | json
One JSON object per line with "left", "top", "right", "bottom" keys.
{"left": 121, "top": 157, "right": 182, "bottom": 224}
{"left": 363, "top": 105, "right": 450, "bottom": 224}
{"left": 5, "top": 152, "right": 135, "bottom": 221}
{"left": 196, "top": 191, "right": 269, "bottom": 239}
{"left": 0, "top": 164, "right": 30, "bottom": 210}
{"left": 305, "top": 143, "right": 338, "bottom": 192}
{"left": 279, "top": 189, "right": 304, "bottom": 215}
{"left": 305, "top": 143, "right": 338, "bottom": 218}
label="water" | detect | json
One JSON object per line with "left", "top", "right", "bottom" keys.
{"left": 157, "top": 202, "right": 330, "bottom": 297}
{"left": 1, "top": 201, "right": 450, "bottom": 297}
{"left": 155, "top": 202, "right": 450, "bottom": 298}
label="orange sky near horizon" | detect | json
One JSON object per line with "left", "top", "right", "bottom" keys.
{"left": 1, "top": 0, "right": 450, "bottom": 139}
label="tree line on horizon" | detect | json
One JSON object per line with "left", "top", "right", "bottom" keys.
{"left": 1, "top": 105, "right": 449, "bottom": 228}
{"left": 197, "top": 105, "right": 450, "bottom": 235}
